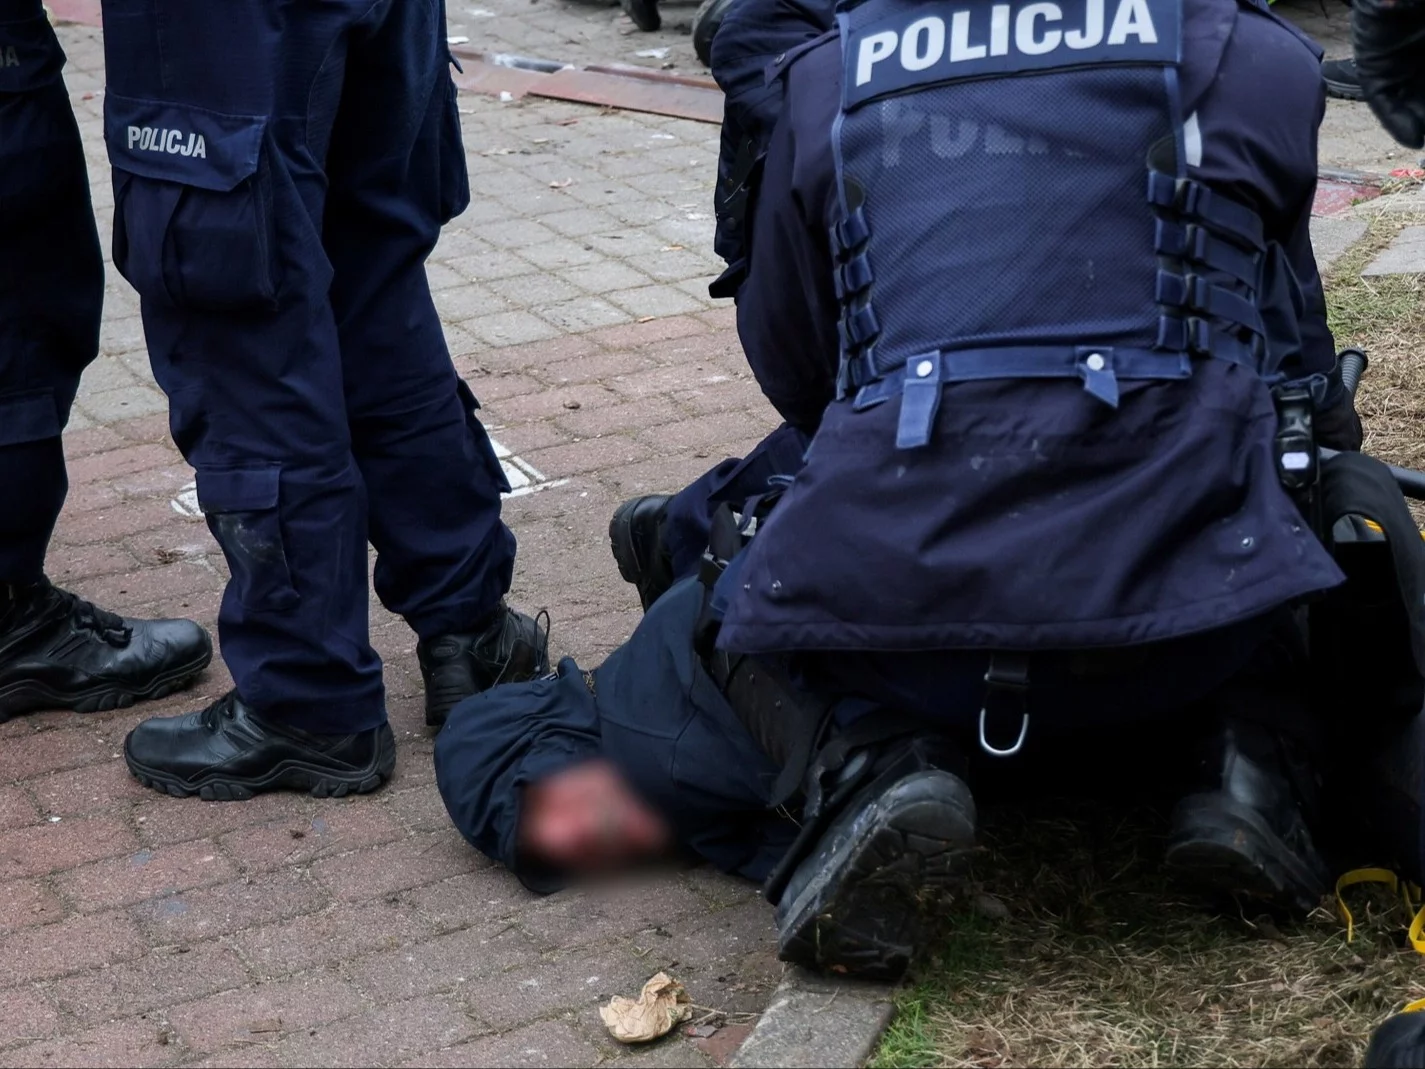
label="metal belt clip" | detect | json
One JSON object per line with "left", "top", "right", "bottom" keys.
{"left": 1273, "top": 384, "right": 1317, "bottom": 493}
{"left": 978, "top": 653, "right": 1030, "bottom": 758}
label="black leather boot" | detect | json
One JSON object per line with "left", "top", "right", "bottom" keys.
{"left": 621, "top": 0, "right": 660, "bottom": 31}
{"left": 125, "top": 690, "right": 396, "bottom": 800}
{"left": 608, "top": 495, "right": 675, "bottom": 611}
{"left": 418, "top": 602, "right": 550, "bottom": 728}
{"left": 1322, "top": 56, "right": 1365, "bottom": 101}
{"left": 1165, "top": 719, "right": 1331, "bottom": 915}
{"left": 775, "top": 735, "right": 978, "bottom": 980}
{"left": 0, "top": 579, "right": 211, "bottom": 721}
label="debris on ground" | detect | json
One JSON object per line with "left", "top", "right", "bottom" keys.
{"left": 599, "top": 971, "right": 692, "bottom": 1044}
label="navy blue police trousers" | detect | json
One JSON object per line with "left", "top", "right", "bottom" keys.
{"left": 0, "top": 0, "right": 104, "bottom": 584}
{"left": 100, "top": 0, "right": 515, "bottom": 732}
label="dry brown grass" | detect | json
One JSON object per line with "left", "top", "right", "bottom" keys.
{"left": 872, "top": 211, "right": 1425, "bottom": 1069}
{"left": 873, "top": 802, "right": 1425, "bottom": 1069}
{"left": 1328, "top": 210, "right": 1425, "bottom": 526}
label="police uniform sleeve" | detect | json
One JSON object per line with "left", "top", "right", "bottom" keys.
{"left": 734, "top": 49, "right": 842, "bottom": 434}
{"left": 1286, "top": 199, "right": 1362, "bottom": 451}
{"left": 1354, "top": 0, "right": 1425, "bottom": 149}
{"left": 1280, "top": 105, "right": 1363, "bottom": 451}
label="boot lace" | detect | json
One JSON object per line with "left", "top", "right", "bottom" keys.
{"left": 54, "top": 586, "right": 131, "bottom": 646}
{"left": 199, "top": 691, "right": 240, "bottom": 730}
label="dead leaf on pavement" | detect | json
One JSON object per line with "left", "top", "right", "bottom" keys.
{"left": 599, "top": 971, "right": 691, "bottom": 1044}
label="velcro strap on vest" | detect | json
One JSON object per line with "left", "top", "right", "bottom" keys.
{"left": 834, "top": 253, "right": 874, "bottom": 300}
{"left": 833, "top": 205, "right": 871, "bottom": 251}
{"left": 1156, "top": 220, "right": 1261, "bottom": 290}
{"left": 840, "top": 302, "right": 880, "bottom": 348}
{"left": 1155, "top": 270, "right": 1266, "bottom": 338}
{"left": 1148, "top": 171, "right": 1265, "bottom": 251}
{"left": 896, "top": 352, "right": 942, "bottom": 449}
{"left": 1155, "top": 315, "right": 1264, "bottom": 372}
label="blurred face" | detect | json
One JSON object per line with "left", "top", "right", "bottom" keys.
{"left": 518, "top": 759, "right": 672, "bottom": 875}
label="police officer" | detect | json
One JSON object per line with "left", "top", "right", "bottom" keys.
{"left": 706, "top": 0, "right": 834, "bottom": 292}
{"left": 1353, "top": 0, "right": 1425, "bottom": 150}
{"left": 0, "top": 0, "right": 212, "bottom": 723}
{"left": 712, "top": 0, "right": 1380, "bottom": 973}
{"left": 103, "top": 0, "right": 548, "bottom": 801}
{"left": 448, "top": 0, "right": 1419, "bottom": 985}
{"left": 1351, "top": 5, "right": 1425, "bottom": 1064}
{"left": 609, "top": 0, "right": 833, "bottom": 610}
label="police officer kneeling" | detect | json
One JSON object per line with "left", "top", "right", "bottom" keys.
{"left": 437, "top": 0, "right": 1425, "bottom": 980}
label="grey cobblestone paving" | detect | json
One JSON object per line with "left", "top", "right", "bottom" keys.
{"left": 1363, "top": 225, "right": 1425, "bottom": 277}
{"left": 445, "top": 0, "right": 709, "bottom": 74}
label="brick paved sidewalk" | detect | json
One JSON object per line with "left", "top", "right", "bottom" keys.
{"left": 1, "top": 20, "right": 781, "bottom": 1069}
{"left": 0, "top": 307, "right": 780, "bottom": 1068}
{"left": 11, "top": 7, "right": 1424, "bottom": 1067}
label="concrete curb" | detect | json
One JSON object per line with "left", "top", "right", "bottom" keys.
{"left": 731, "top": 968, "right": 897, "bottom": 1069}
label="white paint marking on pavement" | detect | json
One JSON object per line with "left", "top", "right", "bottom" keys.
{"left": 172, "top": 483, "right": 201, "bottom": 518}
{"left": 491, "top": 438, "right": 571, "bottom": 498}
{"left": 169, "top": 437, "right": 566, "bottom": 517}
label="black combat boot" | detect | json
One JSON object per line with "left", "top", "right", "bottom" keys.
{"left": 692, "top": 0, "right": 738, "bottom": 67}
{"left": 0, "top": 579, "right": 211, "bottom": 722}
{"left": 621, "top": 0, "right": 660, "bottom": 31}
{"left": 418, "top": 602, "right": 550, "bottom": 728}
{"left": 1322, "top": 56, "right": 1365, "bottom": 101}
{"left": 1165, "top": 719, "right": 1332, "bottom": 915}
{"left": 775, "top": 736, "right": 978, "bottom": 980}
{"left": 609, "top": 495, "right": 675, "bottom": 611}
{"left": 125, "top": 691, "right": 396, "bottom": 800}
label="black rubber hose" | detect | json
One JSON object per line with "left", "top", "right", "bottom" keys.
{"left": 1323, "top": 348, "right": 1425, "bottom": 499}
{"left": 1340, "top": 348, "right": 1370, "bottom": 398}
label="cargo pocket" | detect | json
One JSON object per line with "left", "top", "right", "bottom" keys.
{"left": 456, "top": 378, "right": 512, "bottom": 495}
{"left": 106, "top": 92, "right": 279, "bottom": 312}
{"left": 437, "top": 69, "right": 471, "bottom": 224}
{"left": 195, "top": 464, "right": 300, "bottom": 613}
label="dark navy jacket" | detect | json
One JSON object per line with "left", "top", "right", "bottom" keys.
{"left": 709, "top": 0, "right": 835, "bottom": 274}
{"left": 435, "top": 579, "right": 797, "bottom": 892}
{"left": 718, "top": 0, "right": 1348, "bottom": 656}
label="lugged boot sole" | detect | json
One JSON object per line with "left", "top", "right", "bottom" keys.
{"left": 0, "top": 645, "right": 213, "bottom": 722}
{"left": 778, "top": 772, "right": 977, "bottom": 981}
{"left": 124, "top": 730, "right": 397, "bottom": 802}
